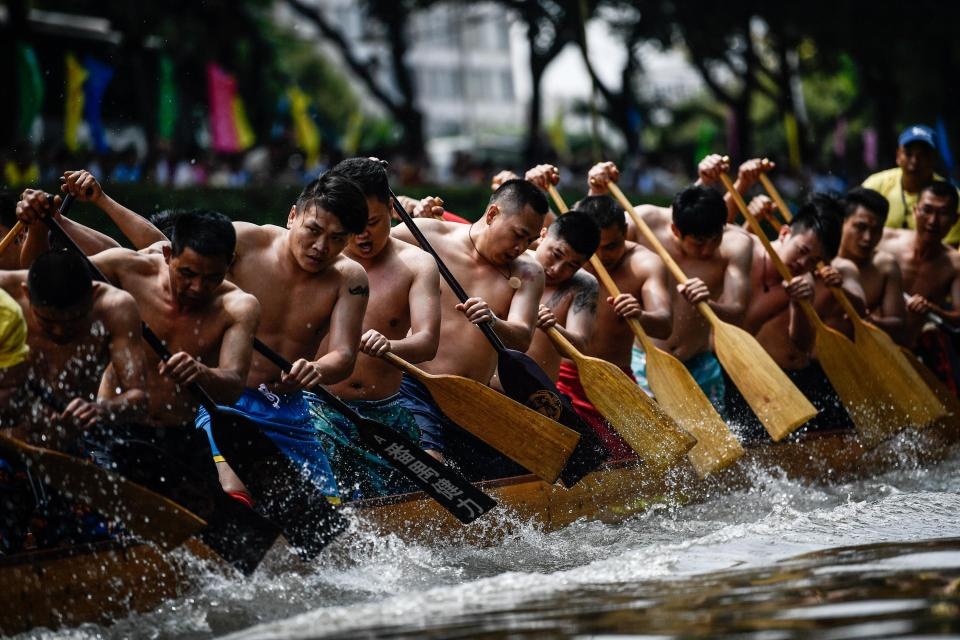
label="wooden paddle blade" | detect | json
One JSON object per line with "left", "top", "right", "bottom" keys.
{"left": 712, "top": 320, "right": 817, "bottom": 440}
{"left": 0, "top": 434, "right": 205, "bottom": 550}
{"left": 573, "top": 353, "right": 697, "bottom": 474}
{"left": 495, "top": 348, "right": 608, "bottom": 485}
{"left": 642, "top": 347, "right": 744, "bottom": 476}
{"left": 854, "top": 320, "right": 948, "bottom": 428}
{"left": 353, "top": 414, "right": 497, "bottom": 523}
{"left": 814, "top": 325, "right": 911, "bottom": 447}
{"left": 414, "top": 373, "right": 580, "bottom": 483}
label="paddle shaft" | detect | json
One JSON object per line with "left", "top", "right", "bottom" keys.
{"left": 0, "top": 220, "right": 24, "bottom": 255}
{"left": 252, "top": 339, "right": 497, "bottom": 523}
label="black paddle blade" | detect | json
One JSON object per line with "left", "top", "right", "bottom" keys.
{"left": 495, "top": 349, "right": 608, "bottom": 486}
{"left": 208, "top": 408, "right": 347, "bottom": 559}
{"left": 354, "top": 414, "right": 497, "bottom": 523}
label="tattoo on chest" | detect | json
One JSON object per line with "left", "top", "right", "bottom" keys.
{"left": 349, "top": 285, "right": 370, "bottom": 297}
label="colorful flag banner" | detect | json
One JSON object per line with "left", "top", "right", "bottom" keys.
{"left": 82, "top": 55, "right": 114, "bottom": 153}
{"left": 547, "top": 106, "right": 569, "bottom": 160}
{"left": 287, "top": 86, "right": 320, "bottom": 167}
{"left": 207, "top": 63, "right": 255, "bottom": 153}
{"left": 343, "top": 110, "right": 364, "bottom": 156}
{"left": 833, "top": 117, "right": 847, "bottom": 159}
{"left": 784, "top": 112, "right": 801, "bottom": 170}
{"left": 862, "top": 127, "right": 878, "bottom": 170}
{"left": 936, "top": 117, "right": 955, "bottom": 179}
{"left": 64, "top": 53, "right": 88, "bottom": 152}
{"left": 16, "top": 43, "right": 44, "bottom": 139}
{"left": 157, "top": 56, "right": 178, "bottom": 142}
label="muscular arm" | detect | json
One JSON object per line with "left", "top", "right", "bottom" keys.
{"left": 313, "top": 265, "right": 368, "bottom": 384}
{"left": 89, "top": 247, "right": 140, "bottom": 287}
{"left": 836, "top": 259, "right": 867, "bottom": 317}
{"left": 553, "top": 275, "right": 598, "bottom": 353}
{"left": 493, "top": 259, "right": 545, "bottom": 351}
{"left": 637, "top": 254, "right": 673, "bottom": 339}
{"left": 99, "top": 292, "right": 149, "bottom": 422}
{"left": 391, "top": 254, "right": 441, "bottom": 363}
{"left": 869, "top": 257, "right": 906, "bottom": 336}
{"left": 710, "top": 232, "right": 753, "bottom": 324}
{"left": 197, "top": 293, "right": 260, "bottom": 404}
{"left": 96, "top": 193, "right": 168, "bottom": 249}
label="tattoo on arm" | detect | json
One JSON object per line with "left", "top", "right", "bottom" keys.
{"left": 349, "top": 285, "right": 370, "bottom": 297}
{"left": 572, "top": 276, "right": 598, "bottom": 314}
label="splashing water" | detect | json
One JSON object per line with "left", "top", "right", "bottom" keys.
{"left": 16, "top": 447, "right": 960, "bottom": 639}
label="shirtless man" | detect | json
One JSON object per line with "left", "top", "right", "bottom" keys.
{"left": 525, "top": 212, "right": 600, "bottom": 382}
{"left": 1, "top": 191, "right": 25, "bottom": 270}
{"left": 834, "top": 187, "right": 905, "bottom": 338}
{"left": 549, "top": 189, "right": 671, "bottom": 458}
{"left": 733, "top": 195, "right": 846, "bottom": 436}
{"left": 0, "top": 249, "right": 147, "bottom": 451}
{"left": 391, "top": 179, "right": 548, "bottom": 479}
{"left": 877, "top": 182, "right": 960, "bottom": 389}
{"left": 313, "top": 157, "right": 441, "bottom": 498}
{"left": 212, "top": 171, "right": 369, "bottom": 500}
{"left": 585, "top": 161, "right": 753, "bottom": 413}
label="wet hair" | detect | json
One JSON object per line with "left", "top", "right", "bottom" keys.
{"left": 547, "top": 211, "right": 601, "bottom": 257}
{"left": 27, "top": 250, "right": 93, "bottom": 309}
{"left": 0, "top": 190, "right": 17, "bottom": 230}
{"left": 489, "top": 179, "right": 549, "bottom": 217}
{"left": 329, "top": 158, "right": 390, "bottom": 204}
{"left": 843, "top": 187, "right": 889, "bottom": 225}
{"left": 170, "top": 209, "right": 236, "bottom": 263}
{"left": 149, "top": 209, "right": 188, "bottom": 239}
{"left": 573, "top": 195, "right": 627, "bottom": 233}
{"left": 296, "top": 171, "right": 368, "bottom": 235}
{"left": 921, "top": 181, "right": 960, "bottom": 214}
{"left": 790, "top": 193, "right": 843, "bottom": 260}
{"left": 671, "top": 185, "right": 726, "bottom": 238}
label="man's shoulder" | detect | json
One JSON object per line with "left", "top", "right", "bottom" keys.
{"left": 220, "top": 284, "right": 260, "bottom": 321}
{"left": 632, "top": 203, "right": 671, "bottom": 223}
{"left": 512, "top": 250, "right": 544, "bottom": 279}
{"left": 334, "top": 254, "right": 369, "bottom": 281}
{"left": 832, "top": 256, "right": 861, "bottom": 278}
{"left": 862, "top": 167, "right": 901, "bottom": 193}
{"left": 93, "top": 283, "right": 140, "bottom": 326}
{"left": 872, "top": 250, "right": 899, "bottom": 272}
{"left": 721, "top": 225, "right": 754, "bottom": 253}
{"left": 569, "top": 268, "right": 599, "bottom": 292}
{"left": 234, "top": 221, "right": 281, "bottom": 245}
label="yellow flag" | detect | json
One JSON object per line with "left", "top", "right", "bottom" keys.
{"left": 784, "top": 113, "right": 801, "bottom": 170}
{"left": 65, "top": 53, "right": 87, "bottom": 151}
{"left": 231, "top": 95, "right": 255, "bottom": 150}
{"left": 287, "top": 86, "right": 321, "bottom": 167}
{"left": 547, "top": 108, "right": 569, "bottom": 159}
{"left": 343, "top": 110, "right": 364, "bottom": 156}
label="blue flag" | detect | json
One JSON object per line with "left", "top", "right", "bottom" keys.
{"left": 936, "top": 117, "right": 955, "bottom": 180}
{"left": 82, "top": 56, "right": 114, "bottom": 153}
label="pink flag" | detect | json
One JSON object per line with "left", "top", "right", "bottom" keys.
{"left": 862, "top": 127, "right": 878, "bottom": 170}
{"left": 833, "top": 118, "right": 847, "bottom": 158}
{"left": 207, "top": 63, "right": 239, "bottom": 152}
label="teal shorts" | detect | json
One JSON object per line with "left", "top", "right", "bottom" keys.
{"left": 309, "top": 393, "right": 421, "bottom": 500}
{"left": 632, "top": 346, "right": 725, "bottom": 414}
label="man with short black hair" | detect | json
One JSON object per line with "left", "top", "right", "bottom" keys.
{"left": 391, "top": 178, "right": 548, "bottom": 479}
{"left": 836, "top": 187, "right": 905, "bottom": 337}
{"left": 733, "top": 194, "right": 850, "bottom": 435}
{"left": 879, "top": 182, "right": 960, "bottom": 388}
{"left": 311, "top": 157, "right": 441, "bottom": 497}
{"left": 863, "top": 125, "right": 960, "bottom": 244}
{"left": 0, "top": 249, "right": 148, "bottom": 448}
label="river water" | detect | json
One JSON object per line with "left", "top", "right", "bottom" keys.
{"left": 19, "top": 435, "right": 960, "bottom": 640}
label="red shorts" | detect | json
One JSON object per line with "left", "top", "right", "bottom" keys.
{"left": 555, "top": 360, "right": 636, "bottom": 460}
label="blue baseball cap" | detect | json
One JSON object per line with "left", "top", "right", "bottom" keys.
{"left": 898, "top": 125, "right": 937, "bottom": 150}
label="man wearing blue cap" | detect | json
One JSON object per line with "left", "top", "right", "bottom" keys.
{"left": 863, "top": 124, "right": 960, "bottom": 245}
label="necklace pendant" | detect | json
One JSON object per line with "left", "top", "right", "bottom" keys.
{"left": 509, "top": 276, "right": 522, "bottom": 289}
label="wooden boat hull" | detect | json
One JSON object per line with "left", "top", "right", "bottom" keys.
{"left": 2, "top": 421, "right": 956, "bottom": 634}
{"left": 351, "top": 421, "right": 960, "bottom": 544}
{"left": 0, "top": 538, "right": 217, "bottom": 635}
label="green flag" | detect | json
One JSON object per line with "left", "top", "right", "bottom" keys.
{"left": 157, "top": 56, "right": 178, "bottom": 142}
{"left": 16, "top": 43, "right": 44, "bottom": 138}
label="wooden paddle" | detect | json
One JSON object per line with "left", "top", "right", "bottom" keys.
{"left": 546, "top": 185, "right": 739, "bottom": 476}
{"left": 720, "top": 174, "right": 911, "bottom": 446}
{"left": 608, "top": 181, "right": 816, "bottom": 441}
{"left": 251, "top": 338, "right": 497, "bottom": 522}
{"left": 898, "top": 346, "right": 960, "bottom": 423}
{"left": 382, "top": 352, "right": 580, "bottom": 483}
{"left": 759, "top": 174, "right": 947, "bottom": 431}
{"left": 387, "top": 181, "right": 606, "bottom": 486}
{"left": 0, "top": 221, "right": 24, "bottom": 255}
{"left": 0, "top": 432, "right": 205, "bottom": 550}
